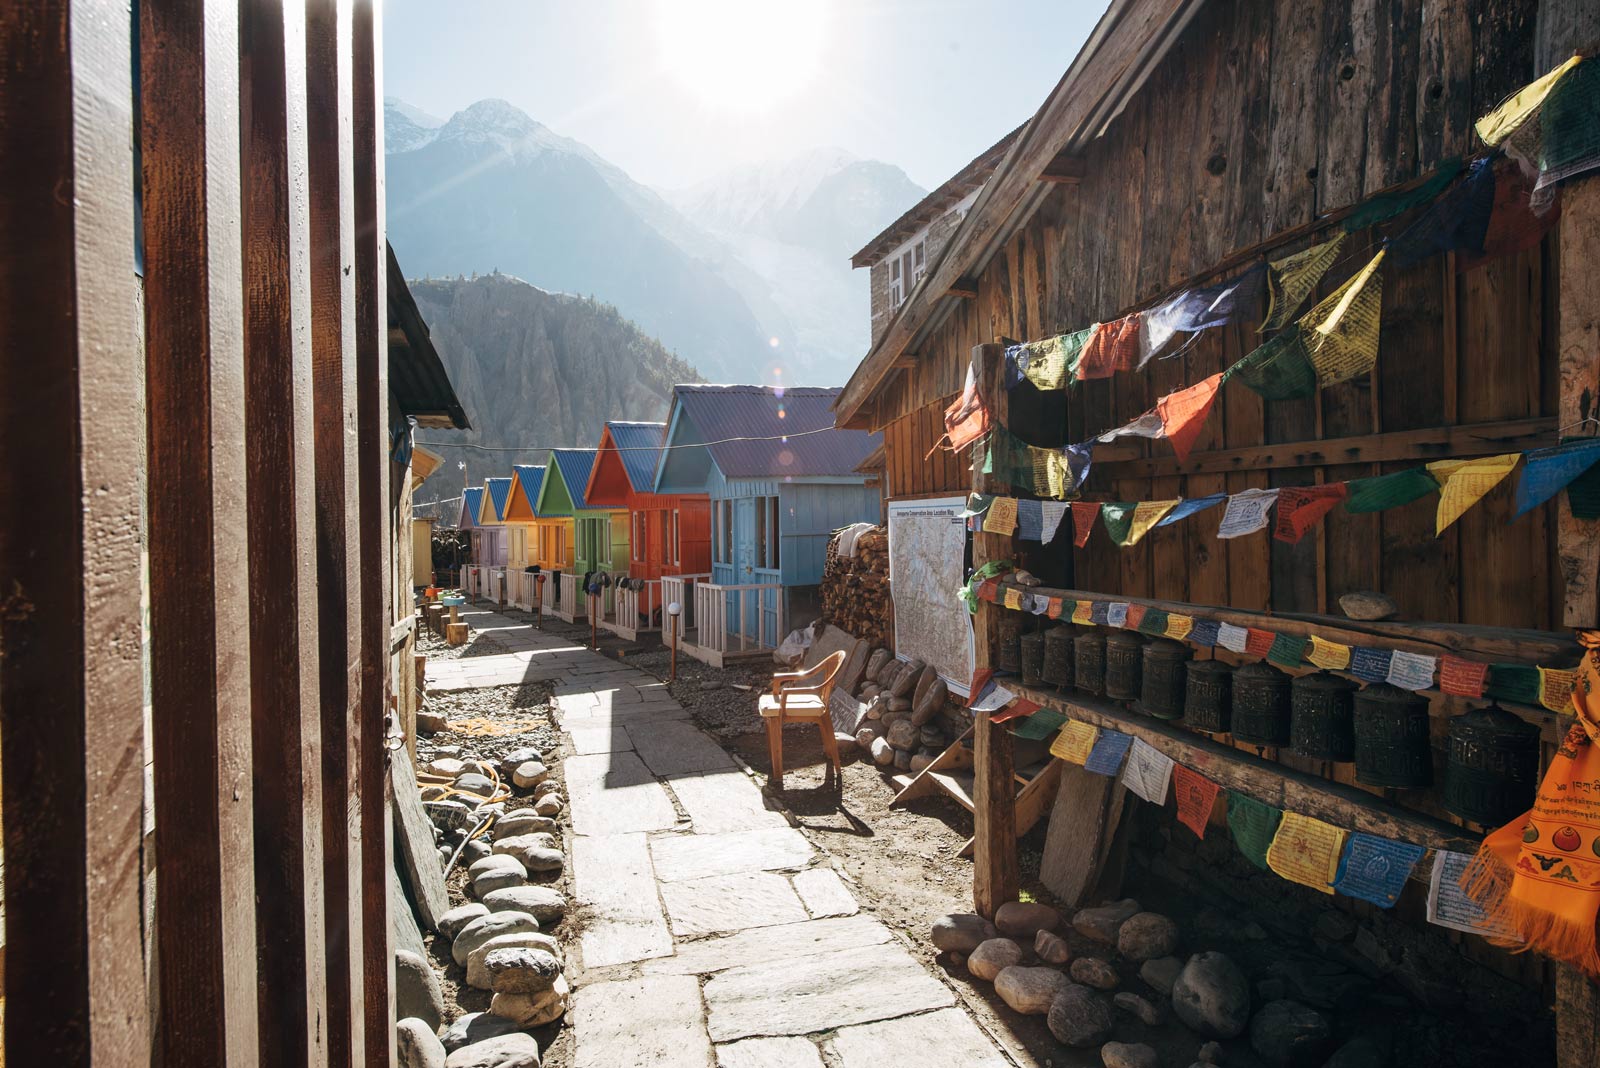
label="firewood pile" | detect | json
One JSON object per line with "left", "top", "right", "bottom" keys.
{"left": 819, "top": 525, "right": 891, "bottom": 649}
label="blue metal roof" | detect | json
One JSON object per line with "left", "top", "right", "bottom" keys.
{"left": 670, "top": 385, "right": 881, "bottom": 480}
{"left": 459, "top": 486, "right": 484, "bottom": 528}
{"left": 485, "top": 477, "right": 512, "bottom": 521}
{"left": 512, "top": 464, "right": 546, "bottom": 517}
{"left": 549, "top": 448, "right": 599, "bottom": 510}
{"left": 607, "top": 421, "right": 666, "bottom": 494}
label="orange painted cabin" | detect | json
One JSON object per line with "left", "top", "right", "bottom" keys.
{"left": 585, "top": 421, "right": 711, "bottom": 580}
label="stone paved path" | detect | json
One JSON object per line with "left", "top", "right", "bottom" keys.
{"left": 428, "top": 603, "right": 1013, "bottom": 1068}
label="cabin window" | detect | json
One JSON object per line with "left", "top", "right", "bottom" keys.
{"left": 671, "top": 510, "right": 680, "bottom": 565}
{"left": 888, "top": 237, "right": 926, "bottom": 308}
{"left": 716, "top": 500, "right": 733, "bottom": 564}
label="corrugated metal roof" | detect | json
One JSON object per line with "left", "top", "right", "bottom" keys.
{"left": 485, "top": 477, "right": 512, "bottom": 521}
{"left": 512, "top": 464, "right": 546, "bottom": 516}
{"left": 460, "top": 486, "right": 484, "bottom": 528}
{"left": 672, "top": 385, "right": 881, "bottom": 479}
{"left": 607, "top": 421, "right": 666, "bottom": 494}
{"left": 549, "top": 449, "right": 599, "bottom": 510}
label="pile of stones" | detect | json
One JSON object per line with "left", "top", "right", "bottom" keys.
{"left": 852, "top": 652, "right": 951, "bottom": 773}
{"left": 421, "top": 747, "right": 563, "bottom": 870}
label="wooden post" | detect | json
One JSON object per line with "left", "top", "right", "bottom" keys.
{"left": 969, "top": 343, "right": 1020, "bottom": 916}
{"left": 0, "top": 4, "right": 151, "bottom": 1062}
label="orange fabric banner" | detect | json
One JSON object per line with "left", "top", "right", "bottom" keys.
{"left": 1076, "top": 316, "right": 1142, "bottom": 381}
{"left": 1157, "top": 372, "right": 1225, "bottom": 463}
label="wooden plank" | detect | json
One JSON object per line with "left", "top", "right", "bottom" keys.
{"left": 0, "top": 3, "right": 150, "bottom": 1062}
{"left": 391, "top": 755, "right": 451, "bottom": 930}
{"left": 240, "top": 0, "right": 330, "bottom": 1060}
{"left": 141, "top": 0, "right": 261, "bottom": 1060}
{"left": 1039, "top": 761, "right": 1129, "bottom": 906}
{"left": 1557, "top": 179, "right": 1600, "bottom": 627}
{"left": 351, "top": 1, "right": 395, "bottom": 1062}
{"left": 305, "top": 0, "right": 365, "bottom": 1059}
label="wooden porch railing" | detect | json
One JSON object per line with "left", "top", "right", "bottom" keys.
{"left": 554, "top": 571, "right": 586, "bottom": 622}
{"left": 689, "top": 582, "right": 785, "bottom": 658}
{"left": 661, "top": 572, "right": 712, "bottom": 630}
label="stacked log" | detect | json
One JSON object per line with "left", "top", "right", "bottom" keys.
{"left": 819, "top": 526, "right": 891, "bottom": 649}
{"left": 850, "top": 654, "right": 951, "bottom": 774}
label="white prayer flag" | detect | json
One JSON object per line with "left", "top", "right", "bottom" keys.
{"left": 970, "top": 684, "right": 1016, "bottom": 713}
{"left": 1217, "top": 622, "right": 1250, "bottom": 653}
{"left": 1427, "top": 850, "right": 1519, "bottom": 940}
{"left": 1030, "top": 594, "right": 1051, "bottom": 615}
{"left": 1386, "top": 650, "right": 1437, "bottom": 691}
{"left": 1041, "top": 501, "right": 1068, "bottom": 544}
{"left": 1121, "top": 738, "right": 1175, "bottom": 805}
{"left": 1217, "top": 488, "right": 1280, "bottom": 538}
{"left": 1096, "top": 410, "right": 1167, "bottom": 444}
{"left": 1106, "top": 603, "right": 1129, "bottom": 628}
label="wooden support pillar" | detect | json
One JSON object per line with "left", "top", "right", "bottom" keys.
{"left": 970, "top": 342, "right": 1019, "bottom": 917}
{"left": 1557, "top": 178, "right": 1600, "bottom": 628}
{"left": 0, "top": 4, "right": 151, "bottom": 1063}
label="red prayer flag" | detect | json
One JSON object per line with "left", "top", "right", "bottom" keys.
{"left": 991, "top": 697, "right": 1040, "bottom": 724}
{"left": 1125, "top": 604, "right": 1148, "bottom": 631}
{"left": 978, "top": 578, "right": 1001, "bottom": 603}
{"left": 1157, "top": 372, "right": 1225, "bottom": 463}
{"left": 1440, "top": 655, "right": 1489, "bottom": 697}
{"left": 1077, "top": 316, "right": 1142, "bottom": 381}
{"left": 1273, "top": 483, "right": 1349, "bottom": 544}
{"left": 1046, "top": 596, "right": 1065, "bottom": 619}
{"left": 1459, "top": 160, "right": 1561, "bottom": 272}
{"left": 966, "top": 668, "right": 995, "bottom": 708}
{"left": 1071, "top": 501, "right": 1100, "bottom": 547}
{"left": 1245, "top": 628, "right": 1275, "bottom": 658}
{"left": 1174, "top": 764, "right": 1221, "bottom": 839}
{"left": 944, "top": 381, "right": 991, "bottom": 451}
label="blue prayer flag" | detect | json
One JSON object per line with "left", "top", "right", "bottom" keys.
{"left": 1350, "top": 647, "right": 1393, "bottom": 683}
{"left": 1016, "top": 499, "right": 1044, "bottom": 542}
{"left": 1084, "top": 729, "right": 1134, "bottom": 776}
{"left": 1090, "top": 601, "right": 1111, "bottom": 626}
{"left": 1065, "top": 442, "right": 1094, "bottom": 490}
{"left": 1514, "top": 438, "right": 1600, "bottom": 517}
{"left": 1189, "top": 619, "right": 1221, "bottom": 647}
{"left": 1332, "top": 833, "right": 1427, "bottom": 907}
{"left": 1157, "top": 493, "right": 1229, "bottom": 528}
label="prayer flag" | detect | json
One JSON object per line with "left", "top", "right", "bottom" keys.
{"left": 1245, "top": 628, "right": 1276, "bottom": 658}
{"left": 1539, "top": 666, "right": 1578, "bottom": 713}
{"left": 1125, "top": 604, "right": 1147, "bottom": 631}
{"left": 1228, "top": 792, "right": 1283, "bottom": 870}
{"left": 1218, "top": 488, "right": 1280, "bottom": 538}
{"left": 1300, "top": 251, "right": 1385, "bottom": 387}
{"left": 1190, "top": 619, "right": 1221, "bottom": 648}
{"left": 1343, "top": 158, "right": 1464, "bottom": 231}
{"left": 1126, "top": 501, "right": 1180, "bottom": 545}
{"left": 1090, "top": 601, "right": 1111, "bottom": 626}
{"left": 1121, "top": 739, "right": 1176, "bottom": 805}
{"left": 1428, "top": 849, "right": 1519, "bottom": 938}
{"left": 966, "top": 668, "right": 995, "bottom": 708}
{"left": 1101, "top": 502, "right": 1138, "bottom": 545}
{"left": 1016, "top": 498, "right": 1044, "bottom": 542}
{"left": 971, "top": 683, "right": 1017, "bottom": 713}
{"left": 1475, "top": 55, "right": 1582, "bottom": 146}
{"left": 1534, "top": 58, "right": 1600, "bottom": 197}
{"left": 1141, "top": 265, "right": 1267, "bottom": 361}
{"left": 1047, "top": 596, "right": 1066, "bottom": 619}
{"left": 1106, "top": 602, "right": 1129, "bottom": 628}
{"left": 1514, "top": 438, "right": 1600, "bottom": 517}
{"left": 1030, "top": 594, "right": 1051, "bottom": 615}
{"left": 978, "top": 578, "right": 1001, "bottom": 603}
{"left": 1387, "top": 157, "right": 1496, "bottom": 268}
{"left": 983, "top": 496, "right": 1019, "bottom": 535}
{"left": 1230, "top": 326, "right": 1318, "bottom": 401}
{"left": 1459, "top": 159, "right": 1562, "bottom": 271}
{"left": 1096, "top": 410, "right": 1167, "bottom": 444}
{"left": 1217, "top": 623, "right": 1250, "bottom": 653}
{"left": 1487, "top": 663, "right": 1541, "bottom": 705}
{"left": 1158, "top": 493, "right": 1227, "bottom": 527}
{"left": 1012, "top": 708, "right": 1068, "bottom": 740}
{"left": 1051, "top": 719, "right": 1098, "bottom": 764}
{"left": 1072, "top": 502, "right": 1100, "bottom": 547}
{"left": 1072, "top": 600, "right": 1095, "bottom": 625}
{"left": 1174, "top": 765, "right": 1221, "bottom": 838}
{"left": 1333, "top": 834, "right": 1427, "bottom": 908}
{"left": 991, "top": 697, "right": 1039, "bottom": 725}
{"left": 1065, "top": 442, "right": 1095, "bottom": 491}
{"left": 1344, "top": 467, "right": 1439, "bottom": 513}
{"left": 1077, "top": 316, "right": 1142, "bottom": 380}
{"left": 1005, "top": 330, "right": 1089, "bottom": 391}
{"left": 1307, "top": 635, "right": 1352, "bottom": 671}
{"left": 1266, "top": 813, "right": 1348, "bottom": 895}
{"left": 1264, "top": 234, "right": 1346, "bottom": 331}
{"left": 1274, "top": 483, "right": 1349, "bottom": 543}
{"left": 1084, "top": 729, "right": 1134, "bottom": 776}
{"left": 1351, "top": 646, "right": 1393, "bottom": 683}
{"left": 945, "top": 364, "right": 991, "bottom": 451}
{"left": 1427, "top": 453, "right": 1522, "bottom": 533}
{"left": 1440, "top": 655, "right": 1488, "bottom": 697}
{"left": 1166, "top": 614, "right": 1194, "bottom": 641}
{"left": 959, "top": 493, "right": 994, "bottom": 518}
{"left": 1041, "top": 501, "right": 1068, "bottom": 544}
{"left": 1387, "top": 650, "right": 1437, "bottom": 691}
{"left": 1004, "top": 587, "right": 1025, "bottom": 611}
{"left": 1138, "top": 609, "right": 1171, "bottom": 637}
{"left": 1157, "top": 373, "right": 1226, "bottom": 463}
{"left": 1268, "top": 633, "right": 1309, "bottom": 669}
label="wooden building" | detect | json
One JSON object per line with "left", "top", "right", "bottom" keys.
{"left": 456, "top": 483, "right": 487, "bottom": 592}
{"left": 835, "top": 0, "right": 1600, "bottom": 1060}
{"left": 532, "top": 448, "right": 626, "bottom": 622}
{"left": 477, "top": 476, "right": 512, "bottom": 602}
{"left": 501, "top": 463, "right": 544, "bottom": 609}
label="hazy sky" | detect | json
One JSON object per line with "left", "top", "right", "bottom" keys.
{"left": 383, "top": 0, "right": 1104, "bottom": 192}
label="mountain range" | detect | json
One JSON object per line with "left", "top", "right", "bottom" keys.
{"left": 384, "top": 97, "right": 924, "bottom": 386}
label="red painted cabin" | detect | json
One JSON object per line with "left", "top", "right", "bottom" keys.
{"left": 584, "top": 421, "right": 711, "bottom": 580}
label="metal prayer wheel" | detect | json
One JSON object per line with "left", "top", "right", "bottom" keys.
{"left": 1104, "top": 631, "right": 1144, "bottom": 702}
{"left": 1231, "top": 662, "right": 1292, "bottom": 746}
{"left": 1444, "top": 703, "right": 1540, "bottom": 825}
{"left": 1020, "top": 632, "right": 1046, "bottom": 688}
{"left": 996, "top": 632, "right": 1022, "bottom": 674}
{"left": 1290, "top": 672, "right": 1357, "bottom": 761}
{"left": 1041, "top": 626, "right": 1075, "bottom": 689}
{"left": 1352, "top": 683, "right": 1434, "bottom": 789}
{"left": 1184, "top": 659, "right": 1233, "bottom": 733}
{"left": 1074, "top": 628, "right": 1106, "bottom": 697}
{"left": 1139, "top": 639, "right": 1190, "bottom": 720}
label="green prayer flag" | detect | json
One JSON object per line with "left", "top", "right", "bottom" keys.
{"left": 1267, "top": 633, "right": 1309, "bottom": 668}
{"left": 1137, "top": 609, "right": 1171, "bottom": 636}
{"left": 1564, "top": 436, "right": 1600, "bottom": 520}
{"left": 1101, "top": 502, "right": 1137, "bottom": 545}
{"left": 1344, "top": 467, "right": 1440, "bottom": 513}
{"left": 1012, "top": 709, "right": 1068, "bottom": 740}
{"left": 1342, "top": 157, "right": 1463, "bottom": 232}
{"left": 1227, "top": 792, "right": 1283, "bottom": 870}
{"left": 1487, "top": 664, "right": 1542, "bottom": 706}
{"left": 1229, "top": 327, "right": 1318, "bottom": 400}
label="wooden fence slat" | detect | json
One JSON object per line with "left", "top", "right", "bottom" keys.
{"left": 141, "top": 0, "right": 261, "bottom": 1060}
{"left": 241, "top": 0, "right": 329, "bottom": 1061}
{"left": 0, "top": 3, "right": 150, "bottom": 1063}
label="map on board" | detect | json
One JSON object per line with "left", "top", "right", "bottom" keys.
{"left": 887, "top": 497, "right": 974, "bottom": 695}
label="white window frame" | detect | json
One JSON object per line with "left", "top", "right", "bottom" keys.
{"left": 886, "top": 234, "right": 927, "bottom": 309}
{"left": 888, "top": 257, "right": 903, "bottom": 308}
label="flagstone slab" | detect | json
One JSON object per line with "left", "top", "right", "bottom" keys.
{"left": 572, "top": 973, "right": 711, "bottom": 1068}
{"left": 650, "top": 827, "right": 812, "bottom": 883}
{"left": 701, "top": 941, "right": 956, "bottom": 1042}
{"left": 628, "top": 719, "right": 737, "bottom": 777}
{"left": 666, "top": 770, "right": 790, "bottom": 834}
{"left": 643, "top": 915, "right": 893, "bottom": 977}
{"left": 792, "top": 868, "right": 858, "bottom": 919}
{"left": 826, "top": 1008, "right": 1009, "bottom": 1068}
{"left": 570, "top": 833, "right": 673, "bottom": 969}
{"left": 555, "top": 701, "right": 690, "bottom": 728}
{"left": 563, "top": 752, "right": 680, "bottom": 836}
{"left": 716, "top": 1037, "right": 824, "bottom": 1068}
{"left": 658, "top": 870, "right": 809, "bottom": 937}
{"left": 565, "top": 725, "right": 636, "bottom": 756}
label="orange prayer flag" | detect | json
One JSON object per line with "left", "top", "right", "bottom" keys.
{"left": 1071, "top": 501, "right": 1100, "bottom": 547}
{"left": 1273, "top": 483, "right": 1349, "bottom": 544}
{"left": 1157, "top": 372, "right": 1225, "bottom": 463}
{"left": 1245, "top": 628, "right": 1275, "bottom": 658}
{"left": 1077, "top": 316, "right": 1142, "bottom": 381}
{"left": 1173, "top": 765, "right": 1221, "bottom": 839}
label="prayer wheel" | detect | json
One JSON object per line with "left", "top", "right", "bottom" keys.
{"left": 1104, "top": 631, "right": 1144, "bottom": 702}
{"left": 1443, "top": 703, "right": 1540, "bottom": 825}
{"left": 1020, "top": 632, "right": 1046, "bottom": 688}
{"left": 1231, "top": 662, "right": 1292, "bottom": 746}
{"left": 1352, "top": 683, "right": 1433, "bottom": 789}
{"left": 996, "top": 629, "right": 1022, "bottom": 674}
{"left": 1139, "top": 639, "right": 1190, "bottom": 720}
{"left": 1041, "top": 626, "right": 1075, "bottom": 689}
{"left": 1074, "top": 628, "right": 1106, "bottom": 697}
{"left": 1290, "top": 672, "right": 1357, "bottom": 761}
{"left": 1184, "top": 659, "right": 1233, "bottom": 733}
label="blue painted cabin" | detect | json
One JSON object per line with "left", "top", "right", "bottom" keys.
{"left": 654, "top": 384, "right": 881, "bottom": 645}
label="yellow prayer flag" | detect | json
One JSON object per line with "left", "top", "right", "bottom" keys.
{"left": 1004, "top": 587, "right": 1024, "bottom": 610}
{"left": 1050, "top": 720, "right": 1098, "bottom": 764}
{"left": 1125, "top": 500, "right": 1179, "bottom": 546}
{"left": 1264, "top": 234, "right": 1346, "bottom": 331}
{"left": 1426, "top": 453, "right": 1522, "bottom": 534}
{"left": 1539, "top": 667, "right": 1579, "bottom": 713}
{"left": 1307, "top": 635, "right": 1352, "bottom": 671}
{"left": 983, "top": 496, "right": 1019, "bottom": 535}
{"left": 1164, "top": 614, "right": 1194, "bottom": 641}
{"left": 1300, "top": 251, "right": 1384, "bottom": 387}
{"left": 1265, "top": 812, "right": 1348, "bottom": 895}
{"left": 1475, "top": 55, "right": 1583, "bottom": 146}
{"left": 1072, "top": 601, "right": 1094, "bottom": 625}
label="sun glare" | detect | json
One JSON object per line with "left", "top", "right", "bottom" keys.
{"left": 655, "top": 0, "right": 830, "bottom": 114}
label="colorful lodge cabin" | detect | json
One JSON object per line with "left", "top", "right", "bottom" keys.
{"left": 653, "top": 384, "right": 882, "bottom": 665}
{"left": 585, "top": 420, "right": 714, "bottom": 640}
{"left": 530, "top": 448, "right": 628, "bottom": 622}
{"left": 478, "top": 475, "right": 513, "bottom": 602}
{"left": 502, "top": 463, "right": 546, "bottom": 611}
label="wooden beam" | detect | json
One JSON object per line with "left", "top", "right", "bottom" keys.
{"left": 1039, "top": 153, "right": 1086, "bottom": 184}
{"left": 947, "top": 282, "right": 980, "bottom": 300}
{"left": 0, "top": 3, "right": 150, "bottom": 1062}
{"left": 142, "top": 0, "right": 261, "bottom": 1059}
{"left": 1090, "top": 416, "right": 1555, "bottom": 480}
{"left": 1557, "top": 179, "right": 1600, "bottom": 628}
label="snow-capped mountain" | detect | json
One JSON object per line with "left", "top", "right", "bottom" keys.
{"left": 383, "top": 95, "right": 444, "bottom": 152}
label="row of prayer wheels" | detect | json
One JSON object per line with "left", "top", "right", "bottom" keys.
{"left": 1005, "top": 624, "right": 1539, "bottom": 826}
